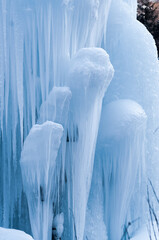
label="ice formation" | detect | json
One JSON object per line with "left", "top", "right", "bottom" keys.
{"left": 20, "top": 122, "right": 63, "bottom": 240}
{"left": 97, "top": 99, "right": 147, "bottom": 240}
{"left": 38, "top": 87, "right": 72, "bottom": 186}
{"left": 1, "top": 0, "right": 159, "bottom": 240}
{"left": 52, "top": 213, "right": 64, "bottom": 240}
{"left": 84, "top": 152, "right": 107, "bottom": 240}
{"left": 130, "top": 222, "right": 159, "bottom": 240}
{"left": 38, "top": 87, "right": 71, "bottom": 127}
{"left": 0, "top": 227, "right": 33, "bottom": 240}
{"left": 66, "top": 47, "right": 113, "bottom": 240}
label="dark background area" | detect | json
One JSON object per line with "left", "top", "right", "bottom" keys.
{"left": 137, "top": 0, "right": 159, "bottom": 56}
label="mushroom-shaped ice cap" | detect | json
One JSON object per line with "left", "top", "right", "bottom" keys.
{"left": 69, "top": 47, "right": 114, "bottom": 98}
{"left": 99, "top": 99, "right": 147, "bottom": 142}
{"left": 21, "top": 121, "right": 63, "bottom": 169}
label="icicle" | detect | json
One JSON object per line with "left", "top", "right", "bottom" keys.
{"left": 20, "top": 121, "right": 63, "bottom": 240}
{"left": 38, "top": 86, "right": 72, "bottom": 193}
{"left": 66, "top": 47, "right": 114, "bottom": 240}
{"left": 84, "top": 149, "right": 108, "bottom": 240}
{"left": 97, "top": 99, "right": 147, "bottom": 240}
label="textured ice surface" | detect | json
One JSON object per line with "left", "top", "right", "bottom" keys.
{"left": 131, "top": 224, "right": 157, "bottom": 240}
{"left": 1, "top": 0, "right": 159, "bottom": 239}
{"left": 106, "top": 0, "right": 159, "bottom": 190}
{"left": 20, "top": 121, "right": 63, "bottom": 240}
{"left": 38, "top": 87, "right": 72, "bottom": 188}
{"left": 52, "top": 213, "right": 64, "bottom": 239}
{"left": 0, "top": 228, "right": 33, "bottom": 240}
{"left": 97, "top": 99, "right": 147, "bottom": 240}
{"left": 38, "top": 87, "right": 72, "bottom": 126}
{"left": 66, "top": 47, "right": 114, "bottom": 240}
{"left": 99, "top": 99, "right": 147, "bottom": 141}
{"left": 104, "top": 0, "right": 159, "bottom": 229}
{"left": 84, "top": 157, "right": 107, "bottom": 240}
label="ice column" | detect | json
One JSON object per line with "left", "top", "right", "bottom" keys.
{"left": 84, "top": 152, "right": 108, "bottom": 240}
{"left": 97, "top": 99, "right": 147, "bottom": 240}
{"left": 66, "top": 47, "right": 114, "bottom": 240}
{"left": 20, "top": 121, "right": 63, "bottom": 240}
{"left": 38, "top": 86, "right": 72, "bottom": 196}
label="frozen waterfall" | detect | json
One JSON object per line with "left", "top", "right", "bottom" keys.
{"left": 1, "top": 0, "right": 159, "bottom": 240}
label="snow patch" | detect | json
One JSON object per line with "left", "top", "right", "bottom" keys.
{"left": 0, "top": 228, "right": 33, "bottom": 240}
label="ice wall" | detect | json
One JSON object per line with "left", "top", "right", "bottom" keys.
{"left": 0, "top": 0, "right": 113, "bottom": 231}
{"left": 105, "top": 0, "right": 159, "bottom": 224}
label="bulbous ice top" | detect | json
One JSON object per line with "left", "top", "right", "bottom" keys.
{"left": 99, "top": 99, "right": 147, "bottom": 142}
{"left": 69, "top": 47, "right": 114, "bottom": 94}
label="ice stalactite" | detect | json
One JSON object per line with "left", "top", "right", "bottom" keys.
{"left": 0, "top": 0, "right": 27, "bottom": 228}
{"left": 20, "top": 121, "right": 63, "bottom": 240}
{"left": 97, "top": 99, "right": 147, "bottom": 240}
{"left": 84, "top": 149, "right": 107, "bottom": 240}
{"left": 66, "top": 47, "right": 114, "bottom": 240}
{"left": 38, "top": 87, "right": 72, "bottom": 188}
{"left": 0, "top": 0, "right": 113, "bottom": 231}
{"left": 1, "top": 0, "right": 158, "bottom": 239}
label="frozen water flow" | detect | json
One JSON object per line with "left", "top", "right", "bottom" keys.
{"left": 38, "top": 87, "right": 72, "bottom": 127}
{"left": 97, "top": 99, "right": 147, "bottom": 240}
{"left": 84, "top": 154, "right": 107, "bottom": 240}
{"left": 38, "top": 87, "right": 72, "bottom": 187}
{"left": 20, "top": 121, "right": 63, "bottom": 240}
{"left": 1, "top": 0, "right": 159, "bottom": 239}
{"left": 66, "top": 47, "right": 114, "bottom": 240}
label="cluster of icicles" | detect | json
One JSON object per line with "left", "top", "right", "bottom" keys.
{"left": 20, "top": 47, "right": 146, "bottom": 240}
{"left": 0, "top": 0, "right": 149, "bottom": 240}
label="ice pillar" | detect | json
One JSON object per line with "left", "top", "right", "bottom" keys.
{"left": 66, "top": 47, "right": 114, "bottom": 240}
{"left": 20, "top": 121, "right": 63, "bottom": 240}
{"left": 98, "top": 99, "right": 147, "bottom": 240}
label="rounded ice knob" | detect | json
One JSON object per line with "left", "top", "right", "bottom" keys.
{"left": 99, "top": 99, "right": 147, "bottom": 142}
{"left": 97, "top": 99, "right": 147, "bottom": 240}
{"left": 52, "top": 213, "right": 64, "bottom": 240}
{"left": 69, "top": 47, "right": 114, "bottom": 101}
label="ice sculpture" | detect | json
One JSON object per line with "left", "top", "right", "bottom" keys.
{"left": 66, "top": 47, "right": 114, "bottom": 240}
{"left": 20, "top": 121, "right": 63, "bottom": 240}
{"left": 97, "top": 99, "right": 147, "bottom": 240}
